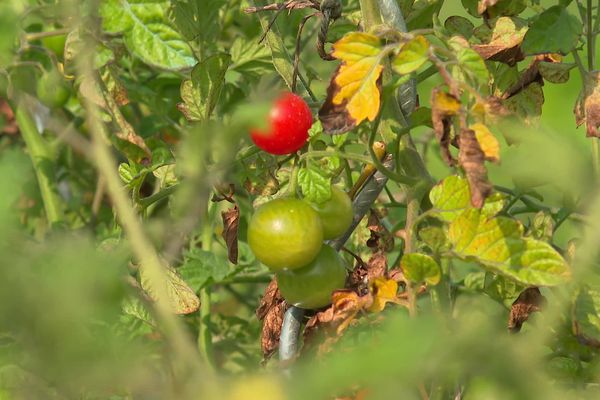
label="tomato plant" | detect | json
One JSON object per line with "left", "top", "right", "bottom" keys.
{"left": 2, "top": 0, "right": 600, "bottom": 399}
{"left": 276, "top": 244, "right": 347, "bottom": 309}
{"left": 247, "top": 197, "right": 323, "bottom": 270}
{"left": 249, "top": 92, "right": 312, "bottom": 155}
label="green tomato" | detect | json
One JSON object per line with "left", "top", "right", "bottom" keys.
{"left": 41, "top": 34, "right": 67, "bottom": 58}
{"left": 276, "top": 244, "right": 347, "bottom": 309}
{"left": 309, "top": 186, "right": 353, "bottom": 239}
{"left": 36, "top": 71, "right": 70, "bottom": 109}
{"left": 247, "top": 197, "right": 323, "bottom": 271}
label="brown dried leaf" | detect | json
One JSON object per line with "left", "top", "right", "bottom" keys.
{"left": 221, "top": 205, "right": 239, "bottom": 264}
{"left": 431, "top": 88, "right": 461, "bottom": 166}
{"left": 366, "top": 211, "right": 394, "bottom": 252}
{"left": 472, "top": 17, "right": 527, "bottom": 66}
{"left": 303, "top": 290, "right": 371, "bottom": 354}
{"left": 458, "top": 128, "right": 492, "bottom": 208}
{"left": 508, "top": 287, "right": 546, "bottom": 333}
{"left": 346, "top": 257, "right": 369, "bottom": 296}
{"left": 365, "top": 252, "right": 387, "bottom": 281}
{"left": 257, "top": 279, "right": 288, "bottom": 359}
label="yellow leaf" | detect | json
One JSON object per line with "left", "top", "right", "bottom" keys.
{"left": 331, "top": 32, "right": 384, "bottom": 125}
{"left": 392, "top": 35, "right": 430, "bottom": 75}
{"left": 367, "top": 278, "right": 399, "bottom": 313}
{"left": 432, "top": 90, "right": 461, "bottom": 114}
{"left": 470, "top": 122, "right": 500, "bottom": 162}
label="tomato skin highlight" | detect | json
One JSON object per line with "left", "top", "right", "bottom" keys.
{"left": 276, "top": 244, "right": 347, "bottom": 309}
{"left": 247, "top": 197, "right": 323, "bottom": 271}
{"left": 309, "top": 186, "right": 353, "bottom": 239}
{"left": 250, "top": 92, "right": 313, "bottom": 155}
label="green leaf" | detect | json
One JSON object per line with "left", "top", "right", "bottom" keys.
{"left": 445, "top": 16, "right": 475, "bottom": 39}
{"left": 392, "top": 36, "right": 430, "bottom": 75}
{"left": 574, "top": 284, "right": 600, "bottom": 344}
{"left": 418, "top": 226, "right": 449, "bottom": 253}
{"left": 152, "top": 164, "right": 177, "bottom": 188}
{"left": 0, "top": 3, "right": 18, "bottom": 67}
{"left": 178, "top": 53, "right": 231, "bottom": 121}
{"left": 229, "top": 37, "right": 272, "bottom": 82}
{"left": 169, "top": 0, "right": 225, "bottom": 43}
{"left": 448, "top": 209, "right": 571, "bottom": 286}
{"left": 179, "top": 249, "right": 232, "bottom": 291}
{"left": 401, "top": 253, "right": 441, "bottom": 285}
{"left": 537, "top": 61, "right": 575, "bottom": 84}
{"left": 100, "top": 0, "right": 195, "bottom": 70}
{"left": 429, "top": 175, "right": 505, "bottom": 222}
{"left": 308, "top": 120, "right": 324, "bottom": 138}
{"left": 449, "top": 37, "right": 489, "bottom": 87}
{"left": 139, "top": 260, "right": 200, "bottom": 315}
{"left": 521, "top": 6, "right": 582, "bottom": 55}
{"left": 298, "top": 166, "right": 332, "bottom": 204}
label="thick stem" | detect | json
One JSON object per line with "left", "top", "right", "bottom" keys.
{"left": 13, "top": 100, "right": 64, "bottom": 226}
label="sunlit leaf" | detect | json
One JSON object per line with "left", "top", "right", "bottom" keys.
{"left": 448, "top": 209, "right": 570, "bottom": 286}
{"left": 392, "top": 36, "right": 430, "bottom": 75}
{"left": 100, "top": 0, "right": 195, "bottom": 70}
{"left": 319, "top": 32, "right": 384, "bottom": 134}
{"left": 470, "top": 123, "right": 500, "bottom": 162}
{"left": 401, "top": 253, "right": 441, "bottom": 285}
{"left": 367, "top": 278, "right": 399, "bottom": 313}
{"left": 298, "top": 166, "right": 332, "bottom": 204}
{"left": 429, "top": 175, "right": 505, "bottom": 223}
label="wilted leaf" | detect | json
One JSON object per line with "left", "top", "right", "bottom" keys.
{"left": 477, "top": 0, "right": 500, "bottom": 15}
{"left": 458, "top": 128, "right": 492, "bottom": 208}
{"left": 221, "top": 205, "right": 239, "bottom": 264}
{"left": 366, "top": 212, "right": 394, "bottom": 252}
{"left": 538, "top": 61, "right": 575, "bottom": 84}
{"left": 521, "top": 6, "right": 582, "bottom": 55}
{"left": 401, "top": 253, "right": 441, "bottom": 286}
{"left": 178, "top": 53, "right": 231, "bottom": 121}
{"left": 472, "top": 17, "right": 527, "bottom": 66}
{"left": 100, "top": 0, "right": 196, "bottom": 70}
{"left": 503, "top": 82, "right": 544, "bottom": 123}
{"left": 139, "top": 260, "right": 200, "bottom": 315}
{"left": 429, "top": 175, "right": 505, "bottom": 222}
{"left": 418, "top": 226, "right": 449, "bottom": 253}
{"left": 470, "top": 123, "right": 500, "bottom": 162}
{"left": 431, "top": 88, "right": 461, "bottom": 166}
{"left": 508, "top": 287, "right": 546, "bottom": 332}
{"left": 448, "top": 208, "right": 571, "bottom": 286}
{"left": 298, "top": 166, "right": 332, "bottom": 204}
{"left": 530, "top": 211, "right": 554, "bottom": 241}
{"left": 318, "top": 32, "right": 384, "bottom": 134}
{"left": 256, "top": 279, "right": 288, "bottom": 359}
{"left": 392, "top": 36, "right": 430, "bottom": 75}
{"left": 367, "top": 278, "right": 399, "bottom": 313}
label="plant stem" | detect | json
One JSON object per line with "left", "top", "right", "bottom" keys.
{"left": 138, "top": 184, "right": 179, "bottom": 210}
{"left": 588, "top": 0, "right": 595, "bottom": 70}
{"left": 288, "top": 155, "right": 300, "bottom": 196}
{"left": 13, "top": 99, "right": 64, "bottom": 226}
{"left": 198, "top": 201, "right": 216, "bottom": 370}
{"left": 299, "top": 150, "right": 374, "bottom": 165}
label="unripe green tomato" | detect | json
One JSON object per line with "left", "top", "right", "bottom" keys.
{"left": 309, "top": 186, "right": 353, "bottom": 239}
{"left": 247, "top": 197, "right": 323, "bottom": 271}
{"left": 36, "top": 71, "right": 70, "bottom": 109}
{"left": 41, "top": 34, "right": 67, "bottom": 58}
{"left": 276, "top": 244, "right": 347, "bottom": 309}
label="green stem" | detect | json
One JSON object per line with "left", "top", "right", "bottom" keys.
{"left": 198, "top": 201, "right": 217, "bottom": 370}
{"left": 138, "top": 184, "right": 179, "bottom": 210}
{"left": 299, "top": 150, "right": 374, "bottom": 165}
{"left": 288, "top": 155, "right": 300, "bottom": 196}
{"left": 588, "top": 0, "right": 595, "bottom": 70}
{"left": 13, "top": 100, "right": 64, "bottom": 226}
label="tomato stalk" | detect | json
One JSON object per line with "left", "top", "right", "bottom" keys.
{"left": 13, "top": 98, "right": 64, "bottom": 227}
{"left": 198, "top": 200, "right": 217, "bottom": 371}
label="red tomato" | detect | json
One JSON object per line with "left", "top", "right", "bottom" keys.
{"left": 250, "top": 92, "right": 313, "bottom": 155}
